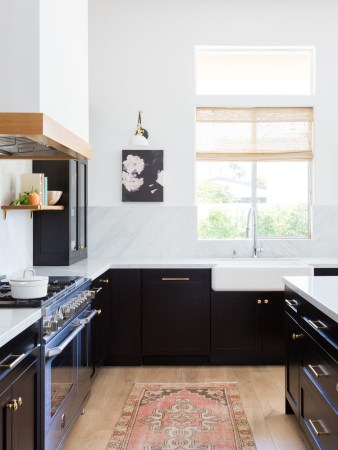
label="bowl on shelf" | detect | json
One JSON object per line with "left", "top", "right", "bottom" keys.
{"left": 48, "top": 191, "right": 63, "bottom": 205}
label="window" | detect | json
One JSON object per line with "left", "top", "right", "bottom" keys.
{"left": 196, "top": 47, "right": 314, "bottom": 95}
{"left": 196, "top": 47, "right": 314, "bottom": 240}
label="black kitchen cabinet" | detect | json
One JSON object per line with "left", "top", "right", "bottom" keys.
{"left": 91, "top": 272, "right": 109, "bottom": 370}
{"left": 33, "top": 160, "right": 87, "bottom": 266}
{"left": 142, "top": 269, "right": 210, "bottom": 364}
{"left": 211, "top": 291, "right": 285, "bottom": 364}
{"left": 285, "top": 286, "right": 338, "bottom": 450}
{"left": 285, "top": 312, "right": 304, "bottom": 417}
{"left": 0, "top": 322, "right": 40, "bottom": 450}
{"left": 106, "top": 269, "right": 141, "bottom": 365}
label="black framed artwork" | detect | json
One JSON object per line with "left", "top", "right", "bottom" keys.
{"left": 122, "top": 150, "right": 164, "bottom": 202}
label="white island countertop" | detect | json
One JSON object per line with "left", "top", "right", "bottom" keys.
{"left": 283, "top": 275, "right": 338, "bottom": 323}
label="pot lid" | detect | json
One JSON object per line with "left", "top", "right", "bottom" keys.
{"left": 10, "top": 268, "right": 49, "bottom": 283}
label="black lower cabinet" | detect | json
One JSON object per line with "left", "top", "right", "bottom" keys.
{"left": 285, "top": 313, "right": 303, "bottom": 416}
{"left": 141, "top": 269, "right": 210, "bottom": 364}
{"left": 106, "top": 269, "right": 141, "bottom": 365}
{"left": 211, "top": 291, "right": 285, "bottom": 364}
{"left": 0, "top": 322, "right": 40, "bottom": 450}
{"left": 91, "top": 272, "right": 109, "bottom": 370}
{"left": 285, "top": 286, "right": 338, "bottom": 450}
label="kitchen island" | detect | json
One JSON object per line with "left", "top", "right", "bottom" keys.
{"left": 284, "top": 275, "right": 338, "bottom": 450}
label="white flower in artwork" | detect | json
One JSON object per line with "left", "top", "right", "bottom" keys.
{"left": 122, "top": 172, "right": 144, "bottom": 192}
{"left": 156, "top": 170, "right": 164, "bottom": 186}
{"left": 123, "top": 154, "right": 145, "bottom": 174}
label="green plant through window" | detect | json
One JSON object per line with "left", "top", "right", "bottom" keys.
{"left": 197, "top": 161, "right": 309, "bottom": 239}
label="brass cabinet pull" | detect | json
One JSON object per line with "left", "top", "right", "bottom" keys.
{"left": 161, "top": 277, "right": 190, "bottom": 281}
{"left": 264, "top": 299, "right": 269, "bottom": 304}
{"left": 99, "top": 279, "right": 109, "bottom": 284}
{"left": 96, "top": 309, "right": 102, "bottom": 315}
{"left": 292, "top": 333, "right": 303, "bottom": 340}
{"left": 308, "top": 319, "right": 327, "bottom": 330}
{"left": 308, "top": 419, "right": 329, "bottom": 436}
{"left": 285, "top": 299, "right": 298, "bottom": 307}
{"left": 17, "top": 397, "right": 23, "bottom": 407}
{"left": 257, "top": 299, "right": 262, "bottom": 304}
{"left": 308, "top": 364, "right": 328, "bottom": 378}
{"left": 0, "top": 353, "right": 25, "bottom": 369}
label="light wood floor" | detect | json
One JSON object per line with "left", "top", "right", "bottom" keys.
{"left": 62, "top": 365, "right": 311, "bottom": 450}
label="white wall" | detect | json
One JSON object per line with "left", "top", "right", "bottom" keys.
{"left": 87, "top": 0, "right": 338, "bottom": 259}
{"left": 40, "top": 0, "right": 89, "bottom": 140}
{"left": 0, "top": 0, "right": 89, "bottom": 275}
{"left": 88, "top": 0, "right": 338, "bottom": 207}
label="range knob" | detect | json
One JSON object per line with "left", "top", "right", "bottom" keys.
{"left": 50, "top": 316, "right": 59, "bottom": 332}
{"left": 62, "top": 306, "right": 71, "bottom": 319}
{"left": 43, "top": 320, "right": 52, "bottom": 334}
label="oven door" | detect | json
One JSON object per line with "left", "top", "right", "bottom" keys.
{"left": 43, "top": 320, "right": 83, "bottom": 450}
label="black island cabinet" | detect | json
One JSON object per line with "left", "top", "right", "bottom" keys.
{"left": 285, "top": 286, "right": 338, "bottom": 450}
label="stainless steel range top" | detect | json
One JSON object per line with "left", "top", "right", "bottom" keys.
{"left": 0, "top": 276, "right": 90, "bottom": 310}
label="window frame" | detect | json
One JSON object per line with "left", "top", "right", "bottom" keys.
{"left": 195, "top": 47, "right": 315, "bottom": 240}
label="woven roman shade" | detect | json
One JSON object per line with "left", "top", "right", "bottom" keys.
{"left": 196, "top": 107, "right": 313, "bottom": 161}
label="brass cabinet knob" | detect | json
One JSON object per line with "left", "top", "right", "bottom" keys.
{"left": 99, "top": 279, "right": 109, "bottom": 284}
{"left": 257, "top": 299, "right": 262, "bottom": 304}
{"left": 7, "top": 398, "right": 22, "bottom": 411}
{"left": 96, "top": 309, "right": 102, "bottom": 315}
{"left": 264, "top": 299, "right": 269, "bottom": 304}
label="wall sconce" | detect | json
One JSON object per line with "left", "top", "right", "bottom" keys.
{"left": 129, "top": 110, "right": 149, "bottom": 146}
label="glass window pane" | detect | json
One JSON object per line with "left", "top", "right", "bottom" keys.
{"left": 197, "top": 161, "right": 252, "bottom": 239}
{"left": 256, "top": 162, "right": 309, "bottom": 238}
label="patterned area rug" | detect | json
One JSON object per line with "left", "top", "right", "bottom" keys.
{"left": 107, "top": 382, "right": 256, "bottom": 449}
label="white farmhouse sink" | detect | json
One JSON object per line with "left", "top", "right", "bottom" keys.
{"left": 212, "top": 258, "right": 313, "bottom": 291}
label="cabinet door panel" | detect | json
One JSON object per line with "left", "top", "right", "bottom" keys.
{"left": 261, "top": 292, "right": 285, "bottom": 356}
{"left": 142, "top": 270, "right": 210, "bottom": 356}
{"left": 285, "top": 313, "right": 304, "bottom": 416}
{"left": 107, "top": 270, "right": 141, "bottom": 364}
{"left": 211, "top": 291, "right": 259, "bottom": 361}
{"left": 11, "top": 357, "right": 37, "bottom": 450}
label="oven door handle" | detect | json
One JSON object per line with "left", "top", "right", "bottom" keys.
{"left": 79, "top": 309, "right": 98, "bottom": 325}
{"left": 45, "top": 323, "right": 85, "bottom": 358}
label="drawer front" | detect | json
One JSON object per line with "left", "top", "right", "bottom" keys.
{"left": 302, "top": 334, "right": 338, "bottom": 412}
{"left": 142, "top": 269, "right": 210, "bottom": 285}
{"left": 300, "top": 375, "right": 338, "bottom": 450}
{"left": 301, "top": 302, "right": 338, "bottom": 358}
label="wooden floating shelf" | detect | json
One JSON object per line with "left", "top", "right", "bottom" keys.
{"left": 1, "top": 204, "right": 64, "bottom": 220}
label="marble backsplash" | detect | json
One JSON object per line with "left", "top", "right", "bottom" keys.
{"left": 88, "top": 205, "right": 338, "bottom": 259}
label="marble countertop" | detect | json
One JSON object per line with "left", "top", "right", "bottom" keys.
{"left": 283, "top": 276, "right": 338, "bottom": 323}
{"left": 0, "top": 308, "right": 42, "bottom": 348}
{"left": 4, "top": 257, "right": 338, "bottom": 282}
{"left": 2, "top": 256, "right": 338, "bottom": 350}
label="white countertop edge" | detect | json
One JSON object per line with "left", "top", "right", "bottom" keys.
{"left": 283, "top": 276, "right": 338, "bottom": 323}
{"left": 0, "top": 309, "right": 42, "bottom": 348}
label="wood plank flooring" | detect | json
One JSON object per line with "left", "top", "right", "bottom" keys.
{"left": 62, "top": 365, "right": 311, "bottom": 450}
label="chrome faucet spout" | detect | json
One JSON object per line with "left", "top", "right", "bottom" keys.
{"left": 246, "top": 207, "right": 258, "bottom": 258}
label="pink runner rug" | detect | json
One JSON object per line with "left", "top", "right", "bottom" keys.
{"left": 107, "top": 382, "right": 256, "bottom": 449}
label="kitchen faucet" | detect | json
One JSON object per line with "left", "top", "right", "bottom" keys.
{"left": 246, "top": 207, "right": 259, "bottom": 258}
